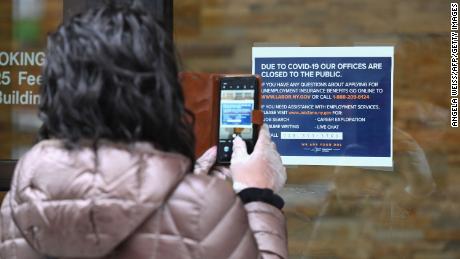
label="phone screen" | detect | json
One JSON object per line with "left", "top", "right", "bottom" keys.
{"left": 217, "top": 77, "right": 258, "bottom": 163}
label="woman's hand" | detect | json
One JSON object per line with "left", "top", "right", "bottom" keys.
{"left": 230, "top": 124, "right": 287, "bottom": 193}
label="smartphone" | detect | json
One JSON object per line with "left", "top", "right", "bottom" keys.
{"left": 216, "top": 76, "right": 260, "bottom": 165}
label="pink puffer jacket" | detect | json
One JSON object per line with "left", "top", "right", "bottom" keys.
{"left": 0, "top": 140, "right": 287, "bottom": 259}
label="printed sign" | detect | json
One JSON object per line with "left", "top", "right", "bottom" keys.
{"left": 252, "top": 47, "right": 394, "bottom": 167}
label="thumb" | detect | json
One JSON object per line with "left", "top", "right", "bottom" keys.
{"left": 231, "top": 136, "right": 249, "bottom": 163}
{"left": 194, "top": 146, "right": 217, "bottom": 175}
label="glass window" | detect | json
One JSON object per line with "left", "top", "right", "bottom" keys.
{"left": 0, "top": 1, "right": 458, "bottom": 257}
{"left": 0, "top": 0, "right": 171, "bottom": 189}
{"left": 0, "top": 0, "right": 170, "bottom": 162}
{"left": 0, "top": 0, "right": 61, "bottom": 160}
{"left": 174, "top": 1, "right": 459, "bottom": 258}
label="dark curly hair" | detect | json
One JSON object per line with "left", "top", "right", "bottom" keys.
{"left": 39, "top": 2, "right": 195, "bottom": 164}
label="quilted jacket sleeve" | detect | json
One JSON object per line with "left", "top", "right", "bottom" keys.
{"left": 243, "top": 202, "right": 288, "bottom": 258}
{"left": 0, "top": 193, "right": 43, "bottom": 259}
{"left": 193, "top": 175, "right": 288, "bottom": 259}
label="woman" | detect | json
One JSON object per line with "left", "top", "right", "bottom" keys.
{"left": 0, "top": 3, "right": 287, "bottom": 259}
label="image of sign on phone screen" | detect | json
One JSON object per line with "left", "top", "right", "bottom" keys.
{"left": 217, "top": 77, "right": 258, "bottom": 164}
